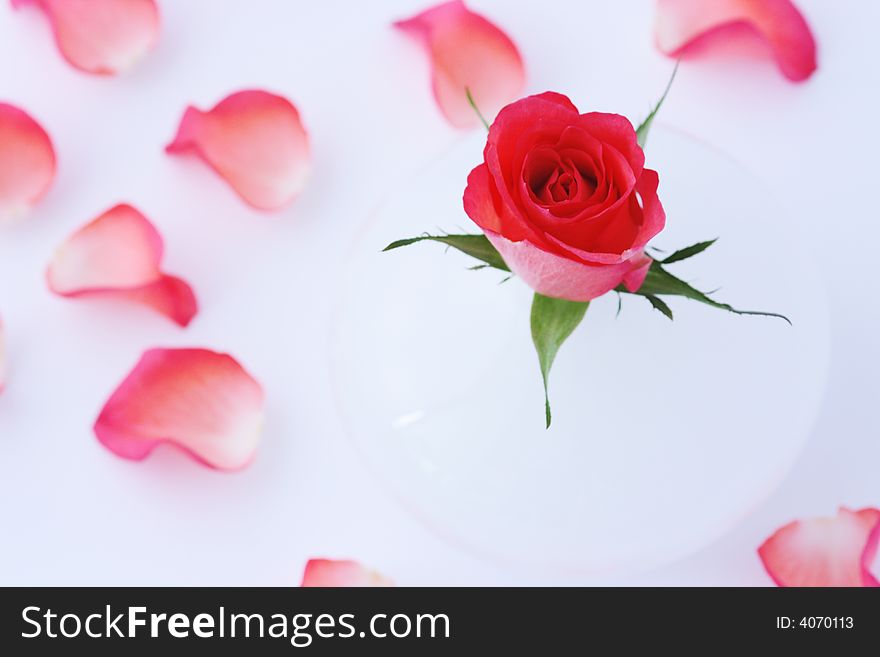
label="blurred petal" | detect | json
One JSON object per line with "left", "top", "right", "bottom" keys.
{"left": 395, "top": 0, "right": 525, "bottom": 129}
{"left": 301, "top": 559, "right": 393, "bottom": 587}
{"left": 758, "top": 507, "right": 880, "bottom": 587}
{"left": 12, "top": 0, "right": 160, "bottom": 75}
{"left": 866, "top": 523, "right": 880, "bottom": 586}
{"left": 0, "top": 315, "right": 7, "bottom": 394}
{"left": 655, "top": 0, "right": 817, "bottom": 82}
{"left": 95, "top": 348, "right": 265, "bottom": 471}
{"left": 47, "top": 204, "right": 197, "bottom": 327}
{"left": 0, "top": 103, "right": 56, "bottom": 224}
{"left": 166, "top": 90, "right": 311, "bottom": 211}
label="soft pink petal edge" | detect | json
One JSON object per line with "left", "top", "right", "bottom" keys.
{"left": 46, "top": 204, "right": 198, "bottom": 327}
{"left": 301, "top": 559, "right": 394, "bottom": 587}
{"left": 94, "top": 348, "right": 265, "bottom": 471}
{"left": 655, "top": 0, "right": 817, "bottom": 82}
{"left": 165, "top": 90, "right": 311, "bottom": 211}
{"left": 50, "top": 275, "right": 198, "bottom": 328}
{"left": 758, "top": 507, "right": 880, "bottom": 587}
{"left": 0, "top": 102, "right": 56, "bottom": 223}
{"left": 863, "top": 519, "right": 880, "bottom": 587}
{"left": 394, "top": 0, "right": 525, "bottom": 129}
{"left": 11, "top": 0, "right": 161, "bottom": 75}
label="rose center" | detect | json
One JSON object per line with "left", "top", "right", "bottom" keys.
{"left": 526, "top": 153, "right": 599, "bottom": 206}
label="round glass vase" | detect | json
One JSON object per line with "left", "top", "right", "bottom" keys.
{"left": 329, "top": 126, "right": 830, "bottom": 577}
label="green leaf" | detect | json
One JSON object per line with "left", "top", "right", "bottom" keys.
{"left": 617, "top": 261, "right": 791, "bottom": 324}
{"left": 646, "top": 294, "right": 673, "bottom": 320}
{"left": 636, "top": 61, "right": 679, "bottom": 148}
{"left": 661, "top": 238, "right": 717, "bottom": 264}
{"left": 383, "top": 234, "right": 510, "bottom": 272}
{"left": 530, "top": 294, "right": 590, "bottom": 428}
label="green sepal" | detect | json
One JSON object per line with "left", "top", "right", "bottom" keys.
{"left": 660, "top": 238, "right": 717, "bottom": 264}
{"left": 646, "top": 294, "right": 673, "bottom": 320}
{"left": 618, "top": 260, "right": 791, "bottom": 324}
{"left": 530, "top": 294, "right": 590, "bottom": 429}
{"left": 383, "top": 234, "right": 510, "bottom": 272}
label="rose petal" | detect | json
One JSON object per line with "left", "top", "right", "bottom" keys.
{"left": 758, "top": 507, "right": 880, "bottom": 587}
{"left": 464, "top": 160, "right": 554, "bottom": 257}
{"left": 95, "top": 348, "right": 265, "bottom": 471}
{"left": 622, "top": 252, "right": 652, "bottom": 293}
{"left": 655, "top": 0, "right": 817, "bottom": 82}
{"left": 166, "top": 90, "right": 311, "bottom": 211}
{"left": 12, "top": 0, "right": 160, "bottom": 75}
{"left": 301, "top": 559, "right": 393, "bottom": 587}
{"left": 485, "top": 230, "right": 648, "bottom": 302}
{"left": 0, "top": 315, "right": 7, "bottom": 394}
{"left": 0, "top": 103, "right": 56, "bottom": 224}
{"left": 465, "top": 161, "right": 657, "bottom": 299}
{"left": 47, "top": 204, "right": 197, "bottom": 327}
{"left": 394, "top": 0, "right": 525, "bottom": 129}
{"left": 547, "top": 168, "right": 666, "bottom": 265}
{"left": 477, "top": 93, "right": 654, "bottom": 256}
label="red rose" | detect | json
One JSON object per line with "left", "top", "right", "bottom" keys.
{"left": 463, "top": 92, "right": 665, "bottom": 301}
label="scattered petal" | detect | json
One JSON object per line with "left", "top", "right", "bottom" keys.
{"left": 758, "top": 507, "right": 880, "bottom": 587}
{"left": 394, "top": 0, "right": 525, "bottom": 129}
{"left": 867, "top": 523, "right": 880, "bottom": 586}
{"left": 47, "top": 204, "right": 197, "bottom": 327}
{"left": 0, "top": 103, "right": 56, "bottom": 224}
{"left": 95, "top": 348, "right": 265, "bottom": 471}
{"left": 12, "top": 0, "right": 160, "bottom": 75}
{"left": 166, "top": 90, "right": 311, "bottom": 211}
{"left": 0, "top": 315, "right": 7, "bottom": 394}
{"left": 301, "top": 559, "right": 394, "bottom": 587}
{"left": 655, "top": 0, "right": 817, "bottom": 82}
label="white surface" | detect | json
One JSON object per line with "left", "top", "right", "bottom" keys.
{"left": 0, "top": 0, "right": 877, "bottom": 585}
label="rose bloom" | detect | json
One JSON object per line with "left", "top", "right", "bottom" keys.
{"left": 464, "top": 92, "right": 665, "bottom": 301}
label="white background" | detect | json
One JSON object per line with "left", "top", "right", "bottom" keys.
{"left": 0, "top": 0, "right": 877, "bottom": 585}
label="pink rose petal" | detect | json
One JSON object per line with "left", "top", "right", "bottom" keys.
{"left": 95, "top": 348, "right": 265, "bottom": 471}
{"left": 758, "top": 507, "right": 880, "bottom": 587}
{"left": 301, "top": 559, "right": 394, "bottom": 587}
{"left": 655, "top": 0, "right": 817, "bottom": 82}
{"left": 394, "top": 0, "right": 525, "bottom": 129}
{"left": 166, "top": 90, "right": 311, "bottom": 211}
{"left": 0, "top": 315, "right": 7, "bottom": 394}
{"left": 621, "top": 252, "right": 653, "bottom": 293}
{"left": 12, "top": 0, "right": 160, "bottom": 75}
{"left": 866, "top": 522, "right": 880, "bottom": 586}
{"left": 486, "top": 229, "right": 651, "bottom": 302}
{"left": 47, "top": 204, "right": 198, "bottom": 327}
{"left": 465, "top": 159, "right": 654, "bottom": 302}
{"left": 0, "top": 103, "right": 56, "bottom": 224}
{"left": 544, "top": 168, "right": 666, "bottom": 267}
